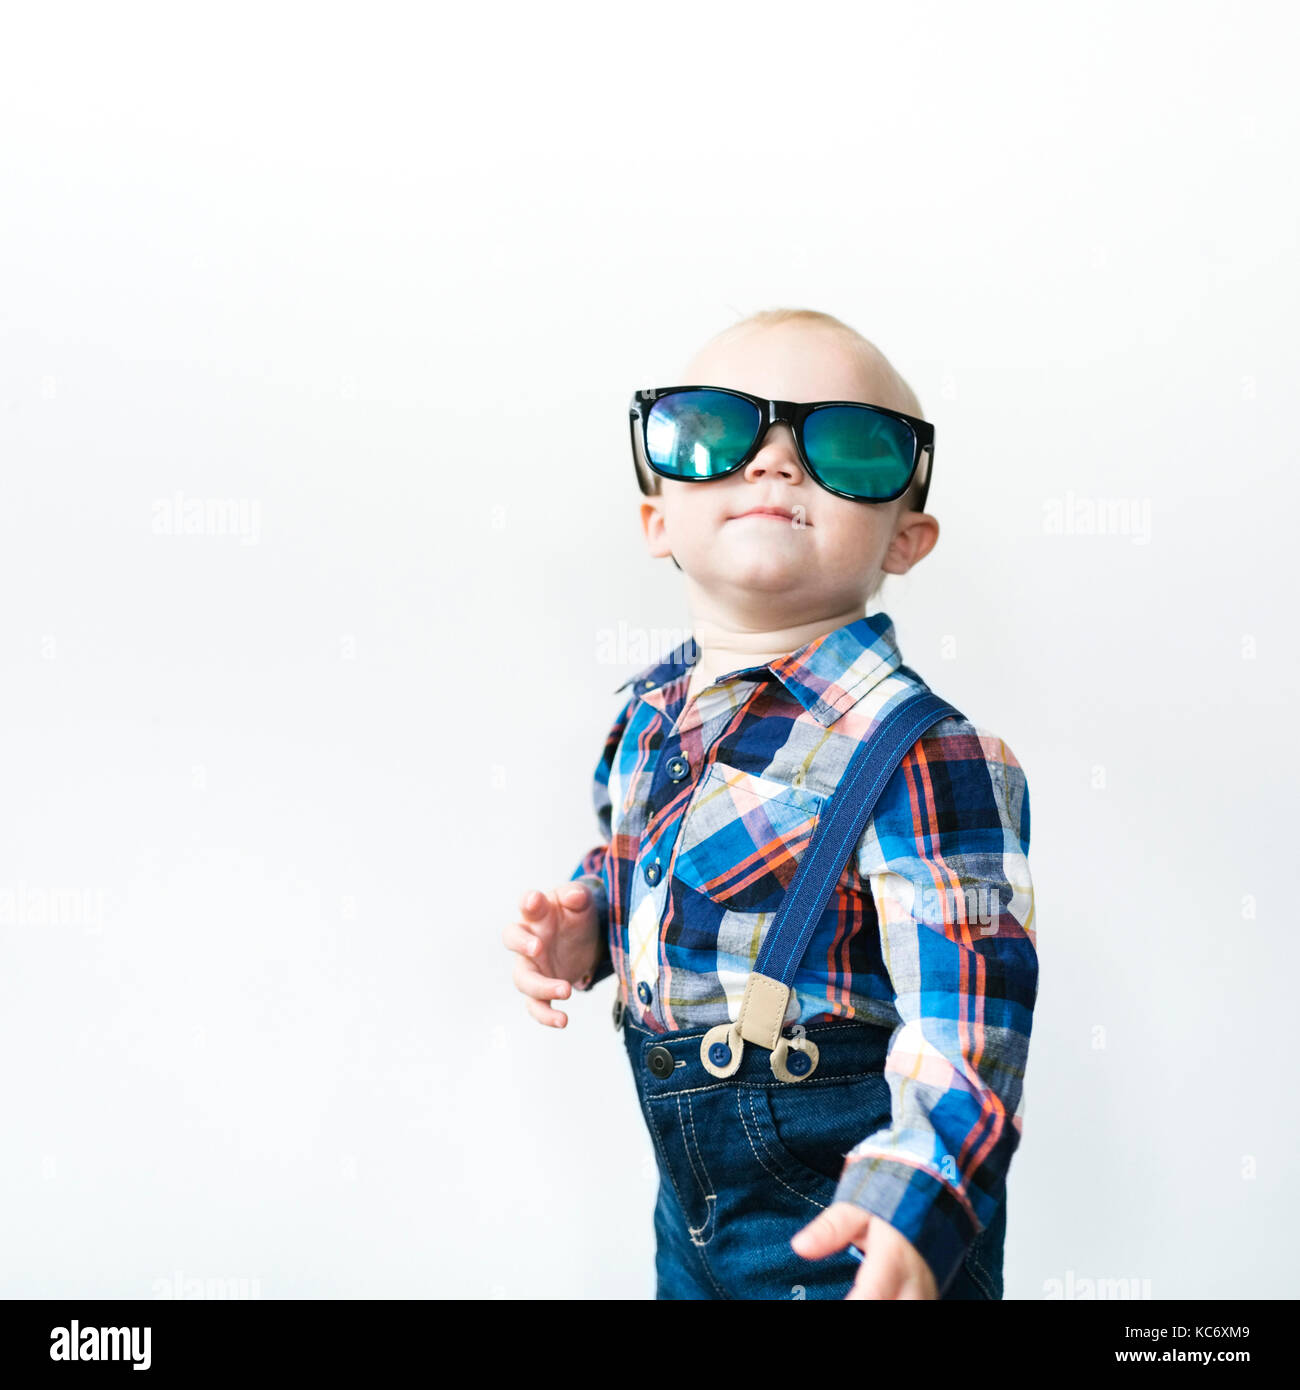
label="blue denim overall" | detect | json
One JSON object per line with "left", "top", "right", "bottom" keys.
{"left": 615, "top": 691, "right": 1008, "bottom": 1301}
{"left": 618, "top": 1008, "right": 1006, "bottom": 1299}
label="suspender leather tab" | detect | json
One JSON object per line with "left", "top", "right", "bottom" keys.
{"left": 736, "top": 973, "right": 790, "bottom": 1049}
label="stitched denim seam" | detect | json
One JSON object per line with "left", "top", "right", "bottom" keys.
{"left": 682, "top": 1091, "right": 719, "bottom": 1197}
{"left": 735, "top": 1089, "right": 830, "bottom": 1213}
{"left": 645, "top": 1067, "right": 885, "bottom": 1101}
{"left": 676, "top": 1093, "right": 717, "bottom": 1247}
{"left": 643, "top": 1097, "right": 729, "bottom": 1297}
{"left": 755, "top": 1088, "right": 855, "bottom": 1198}
{"left": 642, "top": 1099, "right": 695, "bottom": 1235}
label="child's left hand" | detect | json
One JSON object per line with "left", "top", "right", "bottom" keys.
{"left": 791, "top": 1202, "right": 939, "bottom": 1300}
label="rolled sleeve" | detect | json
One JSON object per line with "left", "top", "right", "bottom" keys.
{"left": 833, "top": 724, "right": 1038, "bottom": 1295}
{"left": 567, "top": 694, "right": 633, "bottom": 993}
{"left": 568, "top": 857, "right": 614, "bottom": 991}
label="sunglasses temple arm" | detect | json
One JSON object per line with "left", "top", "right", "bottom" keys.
{"left": 916, "top": 444, "right": 934, "bottom": 511}
{"left": 629, "top": 409, "right": 655, "bottom": 495}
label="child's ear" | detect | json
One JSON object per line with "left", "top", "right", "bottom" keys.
{"left": 881, "top": 511, "right": 940, "bottom": 577}
{"left": 639, "top": 499, "right": 675, "bottom": 562}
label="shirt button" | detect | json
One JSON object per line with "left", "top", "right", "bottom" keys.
{"left": 667, "top": 756, "right": 688, "bottom": 782}
{"left": 611, "top": 997, "right": 625, "bottom": 1031}
{"left": 643, "top": 858, "right": 661, "bottom": 886}
{"left": 637, "top": 981, "right": 653, "bottom": 1006}
{"left": 640, "top": 679, "right": 656, "bottom": 690}
{"left": 647, "top": 1045, "right": 674, "bottom": 1079}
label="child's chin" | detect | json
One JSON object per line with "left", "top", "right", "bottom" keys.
{"left": 713, "top": 547, "right": 806, "bottom": 588}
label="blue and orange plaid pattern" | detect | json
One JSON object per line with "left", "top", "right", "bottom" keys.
{"left": 569, "top": 610, "right": 1037, "bottom": 1292}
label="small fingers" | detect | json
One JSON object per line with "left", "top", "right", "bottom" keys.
{"left": 791, "top": 1202, "right": 869, "bottom": 1260}
{"left": 525, "top": 997, "right": 568, "bottom": 1029}
{"left": 846, "top": 1266, "right": 897, "bottom": 1301}
{"left": 555, "top": 881, "right": 591, "bottom": 912}
{"left": 512, "top": 956, "right": 572, "bottom": 1003}
{"left": 502, "top": 921, "right": 541, "bottom": 958}
{"left": 518, "top": 887, "right": 556, "bottom": 925}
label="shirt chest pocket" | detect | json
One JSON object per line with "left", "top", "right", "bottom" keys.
{"left": 671, "top": 762, "right": 825, "bottom": 915}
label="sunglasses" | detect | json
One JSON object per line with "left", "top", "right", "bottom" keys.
{"left": 628, "top": 385, "right": 935, "bottom": 508}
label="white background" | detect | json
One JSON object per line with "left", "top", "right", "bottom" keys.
{"left": 1, "top": 0, "right": 1295, "bottom": 1299}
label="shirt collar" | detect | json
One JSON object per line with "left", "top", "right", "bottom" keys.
{"left": 612, "top": 611, "right": 905, "bottom": 729}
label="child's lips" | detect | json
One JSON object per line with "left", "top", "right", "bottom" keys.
{"left": 728, "top": 507, "right": 802, "bottom": 523}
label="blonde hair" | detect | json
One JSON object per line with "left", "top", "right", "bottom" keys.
{"left": 643, "top": 307, "right": 929, "bottom": 511}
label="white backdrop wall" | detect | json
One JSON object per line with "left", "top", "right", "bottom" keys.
{"left": 0, "top": 0, "right": 1295, "bottom": 1298}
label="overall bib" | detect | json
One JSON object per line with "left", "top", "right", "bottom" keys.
{"left": 614, "top": 691, "right": 1009, "bottom": 1301}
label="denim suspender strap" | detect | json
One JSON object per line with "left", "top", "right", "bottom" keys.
{"left": 698, "top": 690, "right": 963, "bottom": 1083}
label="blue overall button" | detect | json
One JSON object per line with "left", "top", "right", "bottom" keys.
{"left": 708, "top": 1041, "right": 731, "bottom": 1067}
{"left": 786, "top": 1048, "right": 812, "bottom": 1076}
{"left": 637, "top": 981, "right": 653, "bottom": 1006}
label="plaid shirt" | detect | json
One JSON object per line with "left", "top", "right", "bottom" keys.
{"left": 569, "top": 611, "right": 1037, "bottom": 1292}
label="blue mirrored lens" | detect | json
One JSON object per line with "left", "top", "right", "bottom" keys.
{"left": 803, "top": 407, "right": 915, "bottom": 499}
{"left": 645, "top": 390, "right": 761, "bottom": 479}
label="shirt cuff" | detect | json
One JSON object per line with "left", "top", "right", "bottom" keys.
{"left": 567, "top": 870, "right": 614, "bottom": 992}
{"left": 832, "top": 1152, "right": 981, "bottom": 1297}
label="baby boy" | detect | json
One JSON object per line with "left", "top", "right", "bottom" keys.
{"left": 504, "top": 308, "right": 1038, "bottom": 1301}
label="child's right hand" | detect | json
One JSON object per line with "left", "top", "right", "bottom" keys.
{"left": 503, "top": 883, "right": 603, "bottom": 1029}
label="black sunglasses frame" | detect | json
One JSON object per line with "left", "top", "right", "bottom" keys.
{"left": 628, "top": 384, "right": 935, "bottom": 510}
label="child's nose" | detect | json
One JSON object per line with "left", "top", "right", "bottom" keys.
{"left": 743, "top": 424, "right": 804, "bottom": 481}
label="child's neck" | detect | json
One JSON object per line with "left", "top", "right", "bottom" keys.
{"left": 683, "top": 605, "right": 867, "bottom": 704}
